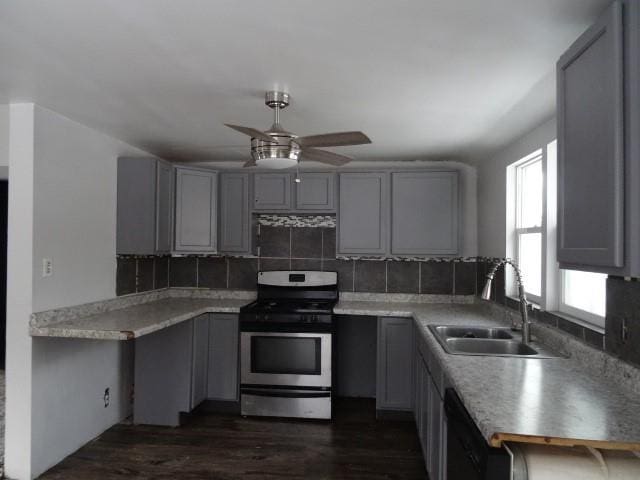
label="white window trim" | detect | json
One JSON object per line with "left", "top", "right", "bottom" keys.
{"left": 507, "top": 140, "right": 606, "bottom": 330}
{"left": 506, "top": 149, "right": 544, "bottom": 305}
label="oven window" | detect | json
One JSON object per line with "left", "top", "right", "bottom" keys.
{"left": 251, "top": 336, "right": 321, "bottom": 375}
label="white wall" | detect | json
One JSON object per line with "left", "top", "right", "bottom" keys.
{"left": 5, "top": 103, "right": 36, "bottom": 480}
{"left": 0, "top": 104, "right": 9, "bottom": 178}
{"left": 474, "top": 117, "right": 556, "bottom": 258}
{"left": 5, "top": 104, "right": 156, "bottom": 479}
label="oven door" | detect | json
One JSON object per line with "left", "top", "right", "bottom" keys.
{"left": 241, "top": 331, "right": 331, "bottom": 388}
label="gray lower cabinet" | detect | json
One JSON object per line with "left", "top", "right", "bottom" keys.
{"left": 391, "top": 171, "right": 459, "bottom": 255}
{"left": 557, "top": 1, "right": 624, "bottom": 270}
{"left": 207, "top": 314, "right": 239, "bottom": 401}
{"left": 191, "top": 315, "right": 210, "bottom": 409}
{"left": 338, "top": 172, "right": 388, "bottom": 255}
{"left": 219, "top": 173, "right": 251, "bottom": 254}
{"left": 415, "top": 338, "right": 446, "bottom": 480}
{"left": 295, "top": 172, "right": 336, "bottom": 211}
{"left": 117, "top": 157, "right": 173, "bottom": 255}
{"left": 253, "top": 173, "right": 292, "bottom": 210}
{"left": 376, "top": 317, "right": 413, "bottom": 411}
{"left": 134, "top": 320, "right": 194, "bottom": 427}
{"left": 174, "top": 167, "right": 218, "bottom": 252}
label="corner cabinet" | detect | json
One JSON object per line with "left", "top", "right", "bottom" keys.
{"left": 219, "top": 173, "right": 251, "bottom": 254}
{"left": 557, "top": 0, "right": 640, "bottom": 275}
{"left": 174, "top": 167, "right": 218, "bottom": 253}
{"left": 117, "top": 157, "right": 173, "bottom": 255}
{"left": 253, "top": 173, "right": 292, "bottom": 210}
{"left": 376, "top": 317, "right": 414, "bottom": 412}
{"left": 391, "top": 171, "right": 459, "bottom": 255}
{"left": 338, "top": 172, "right": 389, "bottom": 255}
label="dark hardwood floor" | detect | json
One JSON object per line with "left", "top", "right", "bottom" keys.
{"left": 39, "top": 399, "right": 427, "bottom": 479}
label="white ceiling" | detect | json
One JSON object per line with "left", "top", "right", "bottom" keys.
{"left": 0, "top": 0, "right": 609, "bottom": 164}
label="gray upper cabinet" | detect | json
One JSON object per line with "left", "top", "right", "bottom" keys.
{"left": 174, "top": 167, "right": 218, "bottom": 252}
{"left": 376, "top": 317, "right": 413, "bottom": 411}
{"left": 338, "top": 172, "right": 388, "bottom": 255}
{"left": 117, "top": 157, "right": 173, "bottom": 255}
{"left": 391, "top": 171, "right": 459, "bottom": 256}
{"left": 295, "top": 172, "right": 336, "bottom": 211}
{"left": 253, "top": 173, "right": 291, "bottom": 210}
{"left": 207, "top": 314, "right": 239, "bottom": 402}
{"left": 557, "top": 1, "right": 625, "bottom": 270}
{"left": 155, "top": 160, "right": 174, "bottom": 253}
{"left": 219, "top": 173, "right": 251, "bottom": 254}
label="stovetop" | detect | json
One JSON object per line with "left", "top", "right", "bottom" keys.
{"left": 240, "top": 299, "right": 336, "bottom": 315}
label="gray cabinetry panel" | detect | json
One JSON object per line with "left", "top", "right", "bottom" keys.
{"left": 338, "top": 172, "right": 388, "bottom": 255}
{"left": 557, "top": 1, "right": 624, "bottom": 268}
{"left": 191, "top": 315, "right": 210, "bottom": 409}
{"left": 219, "top": 173, "right": 250, "bottom": 253}
{"left": 391, "top": 171, "right": 459, "bottom": 255}
{"left": 155, "top": 160, "right": 174, "bottom": 253}
{"left": 253, "top": 173, "right": 291, "bottom": 210}
{"left": 174, "top": 167, "right": 218, "bottom": 252}
{"left": 117, "top": 157, "right": 157, "bottom": 255}
{"left": 376, "top": 317, "right": 413, "bottom": 411}
{"left": 207, "top": 314, "right": 239, "bottom": 401}
{"left": 134, "top": 320, "right": 193, "bottom": 426}
{"left": 295, "top": 172, "right": 336, "bottom": 211}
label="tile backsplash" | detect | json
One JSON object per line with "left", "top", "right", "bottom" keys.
{"left": 117, "top": 217, "right": 477, "bottom": 296}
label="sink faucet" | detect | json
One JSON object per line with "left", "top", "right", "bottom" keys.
{"left": 480, "top": 259, "right": 531, "bottom": 345}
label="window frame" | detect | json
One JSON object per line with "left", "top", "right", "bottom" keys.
{"left": 507, "top": 150, "right": 544, "bottom": 305}
{"left": 558, "top": 269, "right": 606, "bottom": 329}
{"left": 505, "top": 140, "right": 606, "bottom": 332}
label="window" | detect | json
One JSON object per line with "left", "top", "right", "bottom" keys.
{"left": 560, "top": 270, "right": 606, "bottom": 328}
{"left": 513, "top": 151, "right": 543, "bottom": 303}
{"left": 506, "top": 140, "right": 607, "bottom": 330}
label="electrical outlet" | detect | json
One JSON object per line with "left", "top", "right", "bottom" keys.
{"left": 103, "top": 387, "right": 110, "bottom": 408}
{"left": 42, "top": 258, "right": 53, "bottom": 277}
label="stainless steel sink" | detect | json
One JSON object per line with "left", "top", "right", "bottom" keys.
{"left": 432, "top": 325, "right": 513, "bottom": 340}
{"left": 428, "top": 325, "right": 560, "bottom": 358}
{"left": 445, "top": 338, "right": 539, "bottom": 356}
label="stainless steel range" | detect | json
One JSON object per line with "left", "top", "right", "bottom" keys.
{"left": 239, "top": 270, "right": 337, "bottom": 420}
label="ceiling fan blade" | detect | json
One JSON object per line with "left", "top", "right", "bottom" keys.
{"left": 300, "top": 148, "right": 353, "bottom": 166}
{"left": 243, "top": 159, "right": 257, "bottom": 168}
{"left": 296, "top": 131, "right": 371, "bottom": 148}
{"left": 224, "top": 124, "right": 275, "bottom": 143}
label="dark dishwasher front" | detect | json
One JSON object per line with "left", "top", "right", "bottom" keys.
{"left": 444, "top": 389, "right": 510, "bottom": 480}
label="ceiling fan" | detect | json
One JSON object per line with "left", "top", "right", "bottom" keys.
{"left": 225, "top": 91, "right": 371, "bottom": 169}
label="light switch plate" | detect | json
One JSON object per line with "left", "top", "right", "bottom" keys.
{"left": 42, "top": 258, "right": 53, "bottom": 277}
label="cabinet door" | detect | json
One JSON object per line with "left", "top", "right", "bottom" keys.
{"left": 376, "top": 317, "right": 413, "bottom": 411}
{"left": 219, "top": 173, "right": 250, "bottom": 253}
{"left": 191, "top": 315, "right": 210, "bottom": 409}
{"left": 117, "top": 157, "right": 157, "bottom": 255}
{"left": 175, "top": 167, "right": 218, "bottom": 252}
{"left": 557, "top": 1, "right": 624, "bottom": 268}
{"left": 420, "top": 362, "right": 431, "bottom": 466}
{"left": 391, "top": 171, "right": 459, "bottom": 255}
{"left": 253, "top": 173, "right": 291, "bottom": 210}
{"left": 155, "top": 160, "right": 174, "bottom": 253}
{"left": 207, "top": 314, "right": 239, "bottom": 401}
{"left": 295, "top": 172, "right": 336, "bottom": 211}
{"left": 428, "top": 376, "right": 442, "bottom": 480}
{"left": 338, "top": 172, "right": 388, "bottom": 255}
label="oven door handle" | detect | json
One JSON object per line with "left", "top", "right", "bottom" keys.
{"left": 242, "top": 388, "right": 331, "bottom": 399}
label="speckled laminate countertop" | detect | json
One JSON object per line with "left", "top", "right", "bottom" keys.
{"left": 29, "top": 293, "right": 640, "bottom": 451}
{"left": 30, "top": 297, "right": 249, "bottom": 340}
{"left": 335, "top": 300, "right": 640, "bottom": 451}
